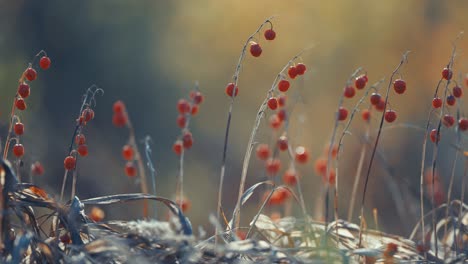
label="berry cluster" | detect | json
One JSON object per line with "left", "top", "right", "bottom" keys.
{"left": 64, "top": 102, "right": 96, "bottom": 171}
{"left": 248, "top": 28, "right": 276, "bottom": 58}
{"left": 172, "top": 88, "right": 204, "bottom": 213}
{"left": 172, "top": 89, "right": 204, "bottom": 156}
{"left": 429, "top": 66, "right": 467, "bottom": 143}
{"left": 225, "top": 27, "right": 277, "bottom": 98}
{"left": 253, "top": 66, "right": 313, "bottom": 206}
{"left": 314, "top": 145, "right": 338, "bottom": 185}
{"left": 112, "top": 100, "right": 138, "bottom": 177}
{"left": 9, "top": 53, "right": 51, "bottom": 162}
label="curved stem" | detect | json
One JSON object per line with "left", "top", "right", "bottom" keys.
{"left": 216, "top": 18, "right": 275, "bottom": 245}
{"left": 357, "top": 51, "right": 409, "bottom": 247}
{"left": 231, "top": 50, "right": 306, "bottom": 232}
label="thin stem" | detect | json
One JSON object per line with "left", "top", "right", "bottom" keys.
{"left": 127, "top": 117, "right": 149, "bottom": 217}
{"left": 143, "top": 136, "right": 157, "bottom": 219}
{"left": 60, "top": 171, "right": 68, "bottom": 201}
{"left": 443, "top": 112, "right": 461, "bottom": 255}
{"left": 216, "top": 17, "right": 275, "bottom": 245}
{"left": 335, "top": 79, "right": 384, "bottom": 223}
{"left": 71, "top": 170, "right": 77, "bottom": 199}
{"left": 324, "top": 67, "right": 363, "bottom": 238}
{"left": 358, "top": 51, "right": 409, "bottom": 247}
{"left": 347, "top": 115, "right": 370, "bottom": 222}
{"left": 176, "top": 148, "right": 185, "bottom": 206}
{"left": 419, "top": 109, "right": 433, "bottom": 259}
{"left": 429, "top": 44, "right": 457, "bottom": 258}
{"left": 231, "top": 50, "right": 307, "bottom": 232}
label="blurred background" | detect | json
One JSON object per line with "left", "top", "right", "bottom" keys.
{"left": 0, "top": 0, "right": 468, "bottom": 237}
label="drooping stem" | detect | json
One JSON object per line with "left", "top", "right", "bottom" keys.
{"left": 324, "top": 67, "right": 363, "bottom": 237}
{"left": 216, "top": 17, "right": 274, "bottom": 245}
{"left": 358, "top": 51, "right": 409, "bottom": 247}
{"left": 335, "top": 79, "right": 384, "bottom": 223}
{"left": 428, "top": 42, "right": 457, "bottom": 258}
{"left": 231, "top": 50, "right": 306, "bottom": 232}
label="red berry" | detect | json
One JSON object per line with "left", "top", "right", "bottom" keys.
{"left": 267, "top": 97, "right": 278, "bottom": 110}
{"left": 267, "top": 188, "right": 289, "bottom": 205}
{"left": 443, "top": 114, "right": 455, "bottom": 127}
{"left": 432, "top": 97, "right": 442, "bottom": 108}
{"left": 278, "top": 80, "right": 290, "bottom": 92}
{"left": 295, "top": 63, "right": 306, "bottom": 75}
{"left": 430, "top": 129, "right": 440, "bottom": 143}
{"left": 361, "top": 109, "right": 371, "bottom": 121}
{"left": 375, "top": 99, "right": 386, "bottom": 112}
{"left": 13, "top": 144, "right": 24, "bottom": 158}
{"left": 446, "top": 95, "right": 456, "bottom": 106}
{"left": 125, "top": 162, "right": 137, "bottom": 177}
{"left": 277, "top": 136, "right": 288, "bottom": 151}
{"left": 39, "top": 56, "right": 51, "bottom": 70}
{"left": 182, "top": 132, "right": 193, "bottom": 149}
{"left": 337, "top": 107, "right": 348, "bottom": 121}
{"left": 384, "top": 109, "right": 397, "bottom": 123}
{"left": 283, "top": 169, "right": 298, "bottom": 185}
{"left": 323, "top": 144, "right": 338, "bottom": 159}
{"left": 113, "top": 100, "right": 126, "bottom": 113}
{"left": 14, "top": 122, "right": 24, "bottom": 135}
{"left": 287, "top": 66, "right": 298, "bottom": 79}
{"left": 82, "top": 108, "right": 94, "bottom": 122}
{"left": 453, "top": 86, "right": 463, "bottom": 98}
{"left": 265, "top": 158, "right": 281, "bottom": 176}
{"left": 264, "top": 29, "right": 276, "bottom": 40}
{"left": 295, "top": 146, "right": 309, "bottom": 164}
{"left": 18, "top": 83, "right": 30, "bottom": 98}
{"left": 277, "top": 109, "right": 287, "bottom": 121}
{"left": 225, "top": 83, "right": 239, "bottom": 97}
{"left": 269, "top": 114, "right": 282, "bottom": 129}
{"left": 77, "top": 144, "right": 88, "bottom": 157}
{"left": 112, "top": 112, "right": 127, "bottom": 127}
{"left": 77, "top": 116, "right": 85, "bottom": 125}
{"left": 64, "top": 155, "right": 76, "bottom": 170}
{"left": 176, "top": 198, "right": 191, "bottom": 213}
{"left": 393, "top": 79, "right": 406, "bottom": 94}
{"left": 322, "top": 169, "right": 336, "bottom": 185}
{"left": 314, "top": 158, "right": 327, "bottom": 176}
{"left": 343, "top": 86, "right": 356, "bottom": 98}
{"left": 177, "top": 99, "right": 191, "bottom": 114}
{"left": 355, "top": 75, "right": 367, "bottom": 89}
{"left": 24, "top": 67, "right": 37, "bottom": 81}
{"left": 190, "top": 91, "right": 204, "bottom": 104}
{"left": 459, "top": 118, "right": 468, "bottom": 131}
{"left": 177, "top": 114, "right": 186, "bottom": 128}
{"left": 15, "top": 98, "right": 26, "bottom": 111}
{"left": 75, "top": 134, "right": 86, "bottom": 145}
{"left": 370, "top": 93, "right": 381, "bottom": 105}
{"left": 89, "top": 207, "right": 105, "bottom": 222}
{"left": 122, "top": 145, "right": 134, "bottom": 161}
{"left": 190, "top": 104, "right": 199, "bottom": 115}
{"left": 442, "top": 67, "right": 452, "bottom": 80}
{"left": 173, "top": 140, "right": 183, "bottom": 155}
{"left": 256, "top": 144, "right": 270, "bottom": 160}
{"left": 278, "top": 95, "right": 286, "bottom": 107}
{"left": 249, "top": 42, "right": 262, "bottom": 57}
{"left": 31, "top": 161, "right": 44, "bottom": 176}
